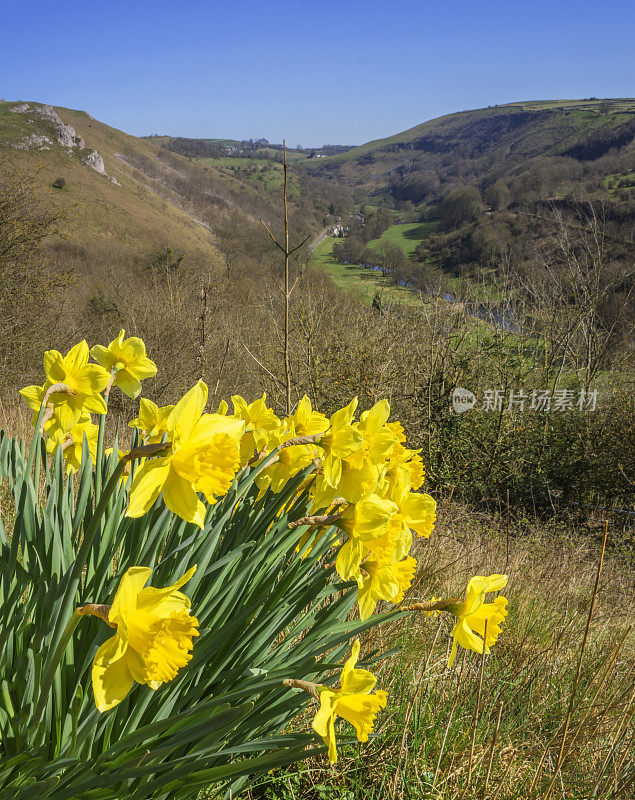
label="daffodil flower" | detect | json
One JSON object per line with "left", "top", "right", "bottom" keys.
{"left": 46, "top": 417, "right": 99, "bottom": 474}
{"left": 335, "top": 457, "right": 381, "bottom": 504}
{"left": 318, "top": 398, "right": 363, "bottom": 487}
{"left": 126, "top": 381, "right": 244, "bottom": 527}
{"left": 231, "top": 393, "right": 281, "bottom": 464}
{"left": 129, "top": 397, "right": 174, "bottom": 443}
{"left": 256, "top": 437, "right": 316, "bottom": 494}
{"left": 356, "top": 555, "right": 417, "bottom": 620}
{"left": 21, "top": 341, "right": 110, "bottom": 431}
{"left": 311, "top": 639, "right": 387, "bottom": 763}
{"left": 91, "top": 329, "right": 157, "bottom": 399}
{"left": 345, "top": 400, "right": 398, "bottom": 470}
{"left": 286, "top": 395, "right": 329, "bottom": 437}
{"left": 446, "top": 574, "right": 508, "bottom": 667}
{"left": 384, "top": 473, "right": 437, "bottom": 542}
{"left": 385, "top": 441, "right": 425, "bottom": 490}
{"left": 335, "top": 495, "right": 399, "bottom": 580}
{"left": 81, "top": 565, "right": 199, "bottom": 711}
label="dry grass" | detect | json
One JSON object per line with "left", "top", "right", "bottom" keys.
{"left": 255, "top": 501, "right": 634, "bottom": 800}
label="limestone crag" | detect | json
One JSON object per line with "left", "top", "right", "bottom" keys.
{"left": 12, "top": 103, "right": 85, "bottom": 148}
{"left": 9, "top": 102, "right": 119, "bottom": 186}
{"left": 83, "top": 149, "right": 107, "bottom": 174}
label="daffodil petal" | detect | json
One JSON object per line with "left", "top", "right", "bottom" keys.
{"left": 168, "top": 381, "right": 208, "bottom": 442}
{"left": 92, "top": 629, "right": 133, "bottom": 712}
{"left": 109, "top": 567, "right": 152, "bottom": 622}
{"left": 114, "top": 370, "right": 142, "bottom": 399}
{"left": 126, "top": 460, "right": 171, "bottom": 518}
{"left": 162, "top": 471, "right": 206, "bottom": 528}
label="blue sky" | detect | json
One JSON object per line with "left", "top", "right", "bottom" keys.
{"left": 2, "top": 0, "right": 633, "bottom": 146}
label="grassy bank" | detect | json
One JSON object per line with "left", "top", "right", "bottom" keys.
{"left": 253, "top": 505, "right": 634, "bottom": 800}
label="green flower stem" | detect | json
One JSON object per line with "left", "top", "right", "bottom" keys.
{"left": 94, "top": 412, "right": 107, "bottom": 502}
{"left": 26, "top": 383, "right": 74, "bottom": 475}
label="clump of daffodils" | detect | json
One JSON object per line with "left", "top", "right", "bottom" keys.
{"left": 20, "top": 334, "right": 510, "bottom": 764}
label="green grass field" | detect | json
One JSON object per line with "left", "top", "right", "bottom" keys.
{"left": 366, "top": 221, "right": 439, "bottom": 257}
{"left": 311, "top": 222, "right": 509, "bottom": 312}
{"left": 310, "top": 236, "right": 423, "bottom": 307}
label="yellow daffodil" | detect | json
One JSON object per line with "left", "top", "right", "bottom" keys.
{"left": 318, "top": 398, "right": 363, "bottom": 487}
{"left": 126, "top": 381, "right": 244, "bottom": 528}
{"left": 256, "top": 439, "right": 316, "bottom": 494}
{"left": 335, "top": 495, "right": 398, "bottom": 580}
{"left": 312, "top": 639, "right": 387, "bottom": 763}
{"left": 231, "top": 393, "right": 281, "bottom": 464}
{"left": 335, "top": 458, "right": 381, "bottom": 504}
{"left": 384, "top": 473, "right": 437, "bottom": 541}
{"left": 386, "top": 421, "right": 406, "bottom": 443}
{"left": 84, "top": 565, "right": 199, "bottom": 711}
{"left": 384, "top": 441, "right": 425, "bottom": 491}
{"left": 345, "top": 400, "right": 398, "bottom": 471}
{"left": 286, "top": 395, "right": 329, "bottom": 438}
{"left": 91, "top": 329, "right": 157, "bottom": 399}
{"left": 356, "top": 555, "right": 417, "bottom": 620}
{"left": 446, "top": 575, "right": 508, "bottom": 667}
{"left": 46, "top": 418, "right": 99, "bottom": 474}
{"left": 129, "top": 397, "right": 174, "bottom": 443}
{"left": 20, "top": 341, "right": 110, "bottom": 431}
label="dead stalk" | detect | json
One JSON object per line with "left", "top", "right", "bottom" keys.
{"left": 211, "top": 337, "right": 231, "bottom": 404}
{"left": 542, "top": 521, "right": 609, "bottom": 800}
{"left": 466, "top": 618, "right": 488, "bottom": 792}
{"left": 482, "top": 700, "right": 504, "bottom": 800}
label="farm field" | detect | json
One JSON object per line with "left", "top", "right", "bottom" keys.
{"left": 310, "top": 235, "right": 424, "bottom": 307}
{"left": 366, "top": 220, "right": 439, "bottom": 257}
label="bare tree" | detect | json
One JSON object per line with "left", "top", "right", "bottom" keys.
{"left": 260, "top": 141, "right": 311, "bottom": 413}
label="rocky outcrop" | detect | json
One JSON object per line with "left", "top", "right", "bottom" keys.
{"left": 83, "top": 149, "right": 120, "bottom": 184}
{"left": 11, "top": 103, "right": 84, "bottom": 148}
{"left": 9, "top": 102, "right": 120, "bottom": 186}
{"left": 12, "top": 133, "right": 54, "bottom": 150}
{"left": 83, "top": 149, "right": 106, "bottom": 174}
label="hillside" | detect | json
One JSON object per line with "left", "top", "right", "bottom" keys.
{"left": 0, "top": 101, "right": 227, "bottom": 269}
{"left": 0, "top": 101, "right": 323, "bottom": 277}
{"left": 0, "top": 100, "right": 324, "bottom": 395}
{"left": 303, "top": 98, "right": 635, "bottom": 203}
